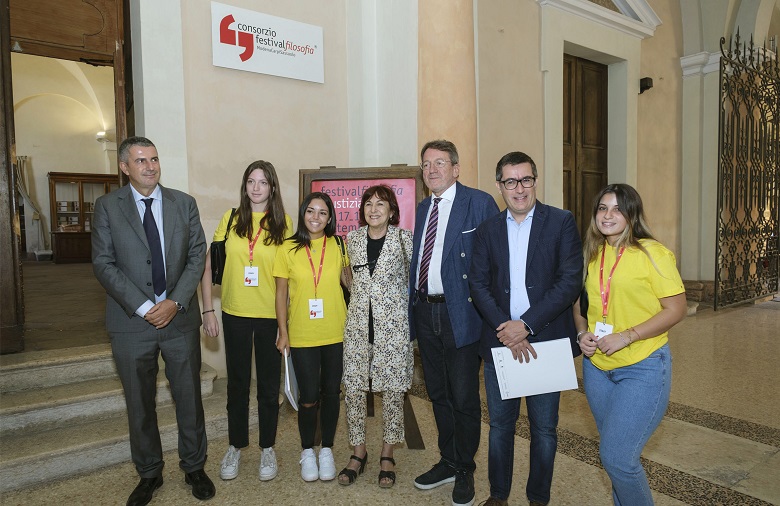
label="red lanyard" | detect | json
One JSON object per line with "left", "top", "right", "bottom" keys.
{"left": 304, "top": 237, "right": 327, "bottom": 297}
{"left": 247, "top": 225, "right": 263, "bottom": 266}
{"left": 599, "top": 244, "right": 625, "bottom": 321}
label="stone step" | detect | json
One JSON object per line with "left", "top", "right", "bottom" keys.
{"left": 0, "top": 344, "right": 116, "bottom": 393}
{"left": 0, "top": 378, "right": 244, "bottom": 493}
{"left": 0, "top": 362, "right": 217, "bottom": 435}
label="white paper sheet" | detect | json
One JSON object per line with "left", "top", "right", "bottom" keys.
{"left": 284, "top": 349, "right": 299, "bottom": 411}
{"left": 490, "top": 338, "right": 578, "bottom": 400}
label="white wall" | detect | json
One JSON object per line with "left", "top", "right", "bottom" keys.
{"left": 11, "top": 53, "right": 116, "bottom": 254}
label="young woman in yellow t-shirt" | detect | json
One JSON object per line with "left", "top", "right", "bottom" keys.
{"left": 200, "top": 161, "right": 291, "bottom": 482}
{"left": 573, "top": 184, "right": 686, "bottom": 506}
{"left": 273, "top": 192, "right": 350, "bottom": 483}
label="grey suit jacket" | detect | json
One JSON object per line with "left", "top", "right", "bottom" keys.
{"left": 92, "top": 184, "right": 206, "bottom": 334}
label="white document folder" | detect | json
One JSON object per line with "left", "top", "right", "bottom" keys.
{"left": 490, "top": 338, "right": 578, "bottom": 400}
{"left": 284, "top": 349, "right": 299, "bottom": 411}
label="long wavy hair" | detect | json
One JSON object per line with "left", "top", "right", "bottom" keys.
{"left": 583, "top": 184, "right": 657, "bottom": 268}
{"left": 233, "top": 160, "right": 287, "bottom": 245}
{"left": 289, "top": 192, "right": 337, "bottom": 252}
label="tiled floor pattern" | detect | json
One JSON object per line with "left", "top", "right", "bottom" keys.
{"left": 3, "top": 262, "right": 778, "bottom": 505}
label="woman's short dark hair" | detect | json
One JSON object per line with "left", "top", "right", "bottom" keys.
{"left": 358, "top": 185, "right": 401, "bottom": 227}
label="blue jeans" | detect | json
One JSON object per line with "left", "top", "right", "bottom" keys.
{"left": 583, "top": 345, "right": 671, "bottom": 506}
{"left": 483, "top": 360, "right": 559, "bottom": 503}
{"left": 414, "top": 299, "right": 481, "bottom": 472}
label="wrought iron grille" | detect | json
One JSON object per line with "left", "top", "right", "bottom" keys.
{"left": 715, "top": 32, "right": 780, "bottom": 309}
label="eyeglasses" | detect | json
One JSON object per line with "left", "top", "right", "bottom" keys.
{"left": 420, "top": 159, "right": 452, "bottom": 171}
{"left": 498, "top": 177, "right": 536, "bottom": 190}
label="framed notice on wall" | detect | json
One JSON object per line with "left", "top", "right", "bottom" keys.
{"left": 299, "top": 166, "right": 426, "bottom": 236}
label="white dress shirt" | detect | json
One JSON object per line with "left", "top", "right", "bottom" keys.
{"left": 129, "top": 184, "right": 167, "bottom": 316}
{"left": 507, "top": 206, "right": 534, "bottom": 329}
{"left": 416, "top": 183, "right": 457, "bottom": 295}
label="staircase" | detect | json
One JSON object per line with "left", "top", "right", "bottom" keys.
{"left": 0, "top": 343, "right": 234, "bottom": 493}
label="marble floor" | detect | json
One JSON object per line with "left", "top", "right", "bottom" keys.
{"left": 3, "top": 262, "right": 779, "bottom": 505}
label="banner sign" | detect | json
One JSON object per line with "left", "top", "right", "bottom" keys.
{"left": 211, "top": 2, "right": 324, "bottom": 83}
{"left": 313, "top": 179, "right": 417, "bottom": 236}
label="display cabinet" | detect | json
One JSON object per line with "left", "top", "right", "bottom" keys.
{"left": 48, "top": 172, "right": 120, "bottom": 263}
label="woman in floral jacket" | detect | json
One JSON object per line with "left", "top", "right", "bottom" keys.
{"left": 338, "top": 185, "right": 413, "bottom": 489}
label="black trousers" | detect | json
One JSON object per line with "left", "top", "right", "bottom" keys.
{"left": 221, "top": 313, "right": 281, "bottom": 449}
{"left": 414, "top": 299, "right": 481, "bottom": 472}
{"left": 291, "top": 342, "right": 343, "bottom": 449}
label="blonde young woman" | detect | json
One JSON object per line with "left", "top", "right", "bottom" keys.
{"left": 338, "top": 185, "right": 413, "bottom": 489}
{"left": 200, "top": 161, "right": 291, "bottom": 481}
{"left": 574, "top": 184, "right": 686, "bottom": 506}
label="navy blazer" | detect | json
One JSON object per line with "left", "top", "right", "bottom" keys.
{"left": 468, "top": 203, "right": 583, "bottom": 361}
{"left": 409, "top": 182, "right": 500, "bottom": 348}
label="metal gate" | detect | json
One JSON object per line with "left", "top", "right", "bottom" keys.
{"left": 715, "top": 32, "right": 780, "bottom": 309}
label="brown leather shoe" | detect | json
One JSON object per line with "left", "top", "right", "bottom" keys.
{"left": 126, "top": 476, "right": 163, "bottom": 506}
{"left": 478, "top": 497, "right": 508, "bottom": 506}
{"left": 184, "top": 469, "right": 215, "bottom": 500}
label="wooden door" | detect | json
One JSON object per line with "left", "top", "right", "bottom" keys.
{"left": 563, "top": 54, "right": 608, "bottom": 240}
{"left": 0, "top": 0, "right": 129, "bottom": 353}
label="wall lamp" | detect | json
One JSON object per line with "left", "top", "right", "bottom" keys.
{"left": 639, "top": 77, "right": 653, "bottom": 94}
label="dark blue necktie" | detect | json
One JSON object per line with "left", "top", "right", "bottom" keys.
{"left": 142, "top": 198, "right": 166, "bottom": 296}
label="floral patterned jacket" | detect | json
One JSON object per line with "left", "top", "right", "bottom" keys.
{"left": 343, "top": 225, "right": 414, "bottom": 392}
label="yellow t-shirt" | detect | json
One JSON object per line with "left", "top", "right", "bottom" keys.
{"left": 586, "top": 239, "right": 684, "bottom": 371}
{"left": 213, "top": 209, "right": 292, "bottom": 318}
{"left": 272, "top": 235, "right": 349, "bottom": 348}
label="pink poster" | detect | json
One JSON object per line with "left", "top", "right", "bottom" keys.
{"left": 313, "top": 178, "right": 417, "bottom": 235}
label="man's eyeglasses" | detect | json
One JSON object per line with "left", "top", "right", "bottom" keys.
{"left": 498, "top": 177, "right": 536, "bottom": 190}
{"left": 420, "top": 159, "right": 452, "bottom": 172}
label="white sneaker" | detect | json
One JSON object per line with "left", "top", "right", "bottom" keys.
{"left": 300, "top": 448, "right": 318, "bottom": 482}
{"left": 259, "top": 447, "right": 278, "bottom": 481}
{"left": 318, "top": 447, "right": 336, "bottom": 481}
{"left": 220, "top": 445, "right": 241, "bottom": 480}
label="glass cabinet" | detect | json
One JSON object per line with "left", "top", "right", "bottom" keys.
{"left": 48, "top": 172, "right": 120, "bottom": 263}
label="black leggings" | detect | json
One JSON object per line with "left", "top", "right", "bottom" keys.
{"left": 291, "top": 342, "right": 343, "bottom": 449}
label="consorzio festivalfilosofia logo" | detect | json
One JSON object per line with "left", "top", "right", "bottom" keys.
{"left": 219, "top": 14, "right": 316, "bottom": 62}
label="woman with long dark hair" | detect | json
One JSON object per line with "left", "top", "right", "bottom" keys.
{"left": 200, "top": 160, "right": 291, "bottom": 481}
{"left": 273, "top": 192, "right": 350, "bottom": 483}
{"left": 338, "top": 185, "right": 413, "bottom": 489}
{"left": 574, "top": 184, "right": 686, "bottom": 505}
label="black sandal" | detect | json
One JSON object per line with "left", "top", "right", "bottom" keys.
{"left": 378, "top": 456, "right": 396, "bottom": 488}
{"left": 338, "top": 453, "right": 367, "bottom": 486}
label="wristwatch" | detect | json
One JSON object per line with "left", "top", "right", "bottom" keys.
{"left": 174, "top": 301, "right": 185, "bottom": 313}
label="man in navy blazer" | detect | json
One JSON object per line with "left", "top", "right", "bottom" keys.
{"left": 92, "top": 137, "right": 214, "bottom": 506}
{"left": 409, "top": 140, "right": 499, "bottom": 506}
{"left": 469, "top": 152, "right": 582, "bottom": 506}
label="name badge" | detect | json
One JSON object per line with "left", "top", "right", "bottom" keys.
{"left": 244, "top": 266, "right": 259, "bottom": 286}
{"left": 594, "top": 321, "right": 613, "bottom": 340}
{"left": 309, "top": 298, "right": 324, "bottom": 319}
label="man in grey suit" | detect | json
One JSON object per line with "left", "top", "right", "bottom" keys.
{"left": 92, "top": 136, "right": 215, "bottom": 506}
{"left": 409, "top": 139, "right": 499, "bottom": 506}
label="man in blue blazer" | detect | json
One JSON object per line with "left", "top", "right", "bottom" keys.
{"left": 409, "top": 139, "right": 499, "bottom": 506}
{"left": 92, "top": 137, "right": 214, "bottom": 506}
{"left": 469, "top": 152, "right": 583, "bottom": 506}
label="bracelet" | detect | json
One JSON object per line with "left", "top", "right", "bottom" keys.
{"left": 576, "top": 329, "right": 587, "bottom": 344}
{"left": 202, "top": 309, "right": 215, "bottom": 315}
{"left": 619, "top": 332, "right": 630, "bottom": 347}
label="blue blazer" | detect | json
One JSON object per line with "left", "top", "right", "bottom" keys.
{"left": 468, "top": 203, "right": 583, "bottom": 361}
{"left": 409, "top": 182, "right": 500, "bottom": 348}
